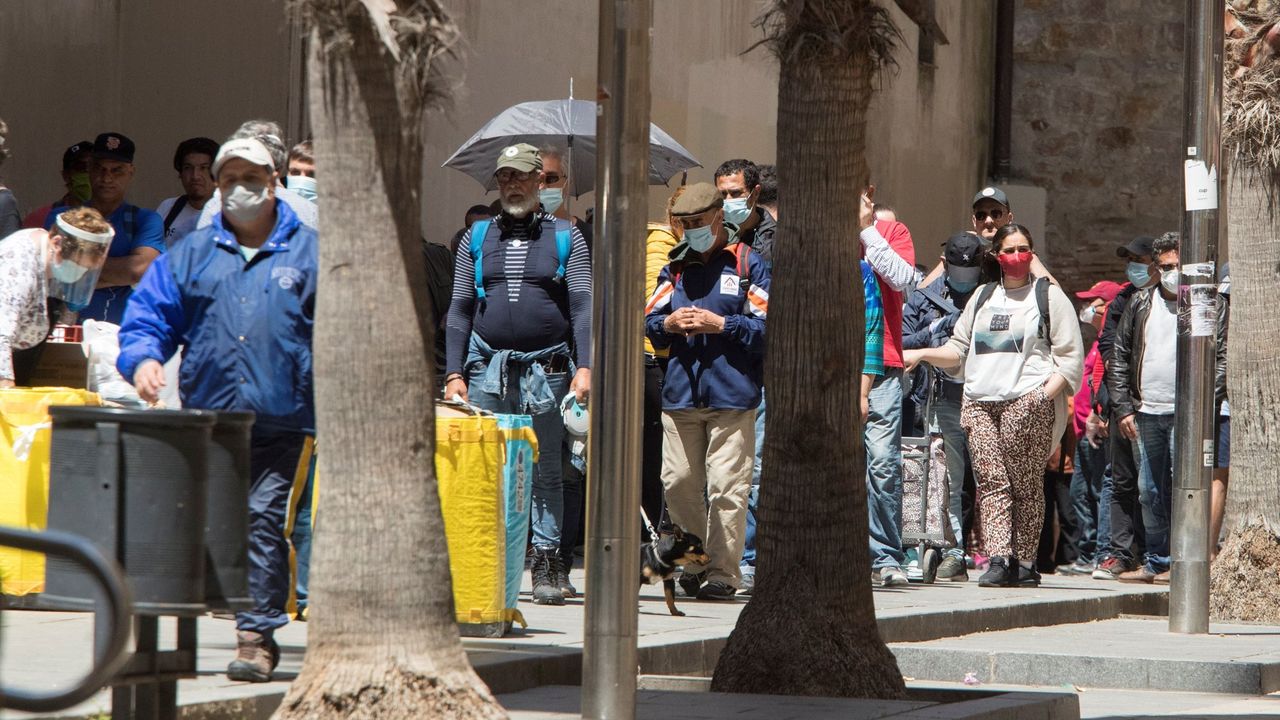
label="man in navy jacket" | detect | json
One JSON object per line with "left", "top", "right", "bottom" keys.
{"left": 118, "top": 137, "right": 316, "bottom": 683}
{"left": 644, "top": 183, "right": 769, "bottom": 601}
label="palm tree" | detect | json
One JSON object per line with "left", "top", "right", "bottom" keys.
{"left": 273, "top": 1, "right": 505, "bottom": 717}
{"left": 1210, "top": 1, "right": 1280, "bottom": 623}
{"left": 711, "top": 0, "right": 906, "bottom": 699}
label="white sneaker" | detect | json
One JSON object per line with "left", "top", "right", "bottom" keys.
{"left": 881, "top": 566, "right": 909, "bottom": 587}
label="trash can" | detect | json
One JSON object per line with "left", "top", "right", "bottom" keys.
{"left": 204, "top": 411, "right": 254, "bottom": 612}
{"left": 42, "top": 407, "right": 216, "bottom": 616}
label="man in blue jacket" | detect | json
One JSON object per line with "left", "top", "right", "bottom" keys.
{"left": 117, "top": 137, "right": 316, "bottom": 683}
{"left": 644, "top": 183, "right": 770, "bottom": 601}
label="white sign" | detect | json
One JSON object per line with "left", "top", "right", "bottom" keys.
{"left": 1184, "top": 160, "right": 1218, "bottom": 211}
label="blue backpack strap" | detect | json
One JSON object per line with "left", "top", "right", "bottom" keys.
{"left": 552, "top": 219, "right": 572, "bottom": 281}
{"left": 468, "top": 219, "right": 492, "bottom": 301}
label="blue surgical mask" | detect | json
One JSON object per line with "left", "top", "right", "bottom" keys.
{"left": 287, "top": 174, "right": 318, "bottom": 202}
{"left": 1126, "top": 261, "right": 1151, "bottom": 287}
{"left": 947, "top": 278, "right": 978, "bottom": 294}
{"left": 723, "top": 196, "right": 751, "bottom": 226}
{"left": 539, "top": 187, "right": 564, "bottom": 214}
{"left": 683, "top": 225, "right": 716, "bottom": 252}
{"left": 51, "top": 259, "right": 89, "bottom": 284}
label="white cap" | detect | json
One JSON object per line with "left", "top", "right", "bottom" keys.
{"left": 212, "top": 137, "right": 275, "bottom": 177}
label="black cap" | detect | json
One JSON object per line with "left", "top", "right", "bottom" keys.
{"left": 92, "top": 132, "right": 135, "bottom": 164}
{"left": 944, "top": 232, "right": 984, "bottom": 267}
{"left": 972, "top": 186, "right": 1010, "bottom": 209}
{"left": 1115, "top": 235, "right": 1155, "bottom": 259}
{"left": 62, "top": 140, "right": 93, "bottom": 170}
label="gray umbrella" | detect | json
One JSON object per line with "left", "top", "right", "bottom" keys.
{"left": 442, "top": 98, "right": 700, "bottom": 196}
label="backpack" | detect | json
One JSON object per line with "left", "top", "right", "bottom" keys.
{"left": 162, "top": 196, "right": 188, "bottom": 237}
{"left": 467, "top": 217, "right": 572, "bottom": 301}
{"left": 971, "top": 276, "right": 1052, "bottom": 340}
{"left": 671, "top": 242, "right": 752, "bottom": 301}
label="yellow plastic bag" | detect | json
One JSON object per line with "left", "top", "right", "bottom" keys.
{"left": 0, "top": 387, "right": 101, "bottom": 596}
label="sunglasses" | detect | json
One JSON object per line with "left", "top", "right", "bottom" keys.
{"left": 974, "top": 209, "right": 1005, "bottom": 222}
{"left": 543, "top": 173, "right": 563, "bottom": 184}
{"left": 495, "top": 168, "right": 536, "bottom": 184}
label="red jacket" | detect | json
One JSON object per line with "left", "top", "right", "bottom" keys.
{"left": 872, "top": 218, "right": 915, "bottom": 368}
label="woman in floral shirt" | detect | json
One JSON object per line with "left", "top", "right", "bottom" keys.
{"left": 0, "top": 207, "right": 112, "bottom": 387}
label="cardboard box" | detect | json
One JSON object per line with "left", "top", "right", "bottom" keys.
{"left": 27, "top": 342, "right": 89, "bottom": 389}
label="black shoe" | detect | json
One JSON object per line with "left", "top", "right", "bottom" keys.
{"left": 677, "top": 570, "right": 705, "bottom": 598}
{"left": 530, "top": 547, "right": 566, "bottom": 605}
{"left": 1015, "top": 563, "right": 1042, "bottom": 587}
{"left": 555, "top": 551, "right": 578, "bottom": 598}
{"left": 978, "top": 556, "right": 1014, "bottom": 587}
{"left": 696, "top": 580, "right": 737, "bottom": 601}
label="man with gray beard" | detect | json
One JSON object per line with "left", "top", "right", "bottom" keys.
{"left": 444, "top": 144, "right": 592, "bottom": 606}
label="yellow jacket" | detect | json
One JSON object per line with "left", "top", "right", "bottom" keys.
{"left": 644, "top": 222, "right": 679, "bottom": 357}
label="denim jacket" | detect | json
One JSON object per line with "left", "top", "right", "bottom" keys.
{"left": 465, "top": 333, "right": 574, "bottom": 415}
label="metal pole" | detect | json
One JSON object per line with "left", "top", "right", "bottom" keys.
{"left": 1170, "top": 0, "right": 1222, "bottom": 635}
{"left": 991, "top": 0, "right": 1015, "bottom": 182}
{"left": 582, "top": 0, "right": 650, "bottom": 717}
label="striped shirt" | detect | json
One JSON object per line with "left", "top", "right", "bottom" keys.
{"left": 862, "top": 260, "right": 885, "bottom": 377}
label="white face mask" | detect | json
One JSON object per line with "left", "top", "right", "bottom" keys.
{"left": 1078, "top": 305, "right": 1097, "bottom": 325}
{"left": 1160, "top": 269, "right": 1180, "bottom": 295}
{"left": 223, "top": 182, "right": 272, "bottom": 224}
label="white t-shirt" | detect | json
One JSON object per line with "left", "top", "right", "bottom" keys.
{"left": 155, "top": 196, "right": 204, "bottom": 248}
{"left": 1138, "top": 293, "right": 1177, "bottom": 415}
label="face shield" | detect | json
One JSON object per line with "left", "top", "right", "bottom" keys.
{"left": 48, "top": 214, "right": 113, "bottom": 311}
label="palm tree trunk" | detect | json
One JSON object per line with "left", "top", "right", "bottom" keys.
{"left": 711, "top": 8, "right": 905, "bottom": 698}
{"left": 273, "top": 4, "right": 505, "bottom": 717}
{"left": 1210, "top": 166, "right": 1280, "bottom": 623}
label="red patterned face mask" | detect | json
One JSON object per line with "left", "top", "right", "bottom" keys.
{"left": 996, "top": 251, "right": 1033, "bottom": 281}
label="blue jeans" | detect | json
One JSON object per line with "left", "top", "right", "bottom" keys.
{"left": 930, "top": 393, "right": 968, "bottom": 559}
{"left": 468, "top": 361, "right": 569, "bottom": 550}
{"left": 866, "top": 369, "right": 905, "bottom": 570}
{"left": 1136, "top": 412, "right": 1176, "bottom": 573}
{"left": 290, "top": 454, "right": 316, "bottom": 612}
{"left": 741, "top": 389, "right": 766, "bottom": 570}
{"left": 1069, "top": 436, "right": 1107, "bottom": 565}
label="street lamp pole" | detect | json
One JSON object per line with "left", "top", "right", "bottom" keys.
{"left": 582, "top": 0, "right": 651, "bottom": 717}
{"left": 1170, "top": 0, "right": 1223, "bottom": 635}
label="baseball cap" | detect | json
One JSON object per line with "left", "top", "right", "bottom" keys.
{"left": 62, "top": 140, "right": 93, "bottom": 170}
{"left": 1075, "top": 280, "right": 1124, "bottom": 303}
{"left": 92, "top": 132, "right": 136, "bottom": 164}
{"left": 944, "top": 232, "right": 984, "bottom": 267}
{"left": 212, "top": 137, "right": 275, "bottom": 177}
{"left": 972, "top": 186, "right": 1010, "bottom": 210}
{"left": 670, "top": 183, "right": 724, "bottom": 217}
{"left": 1115, "top": 235, "right": 1155, "bottom": 259}
{"left": 495, "top": 143, "right": 542, "bottom": 174}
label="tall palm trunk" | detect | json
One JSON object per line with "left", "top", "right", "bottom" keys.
{"left": 711, "top": 0, "right": 905, "bottom": 699}
{"left": 273, "top": 2, "right": 505, "bottom": 717}
{"left": 1209, "top": 167, "right": 1280, "bottom": 623}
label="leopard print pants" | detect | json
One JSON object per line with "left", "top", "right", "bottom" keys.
{"left": 960, "top": 388, "right": 1057, "bottom": 560}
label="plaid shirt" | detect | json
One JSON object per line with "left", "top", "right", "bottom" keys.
{"left": 861, "top": 260, "right": 885, "bottom": 377}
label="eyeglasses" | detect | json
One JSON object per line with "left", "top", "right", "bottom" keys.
{"left": 974, "top": 209, "right": 1005, "bottom": 222}
{"left": 495, "top": 168, "right": 535, "bottom": 184}
{"left": 543, "top": 173, "right": 563, "bottom": 184}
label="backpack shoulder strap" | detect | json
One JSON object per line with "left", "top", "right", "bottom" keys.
{"left": 735, "top": 242, "right": 752, "bottom": 298}
{"left": 1035, "top": 277, "right": 1052, "bottom": 340}
{"left": 468, "top": 219, "right": 493, "bottom": 301}
{"left": 918, "top": 284, "right": 958, "bottom": 315}
{"left": 163, "top": 196, "right": 188, "bottom": 235}
{"left": 554, "top": 219, "right": 572, "bottom": 281}
{"left": 973, "top": 281, "right": 998, "bottom": 314}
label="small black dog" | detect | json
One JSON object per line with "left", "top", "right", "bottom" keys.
{"left": 639, "top": 526, "right": 710, "bottom": 616}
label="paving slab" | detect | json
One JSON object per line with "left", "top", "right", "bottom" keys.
{"left": 890, "top": 617, "right": 1280, "bottom": 695}
{"left": 0, "top": 571, "right": 1163, "bottom": 719}
{"left": 904, "top": 680, "right": 1280, "bottom": 719}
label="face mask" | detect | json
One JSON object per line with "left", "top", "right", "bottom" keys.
{"left": 52, "top": 259, "right": 88, "bottom": 284}
{"left": 69, "top": 172, "right": 92, "bottom": 203}
{"left": 539, "top": 187, "right": 564, "bottom": 214}
{"left": 683, "top": 225, "right": 716, "bottom": 252}
{"left": 223, "top": 182, "right": 272, "bottom": 224}
{"left": 723, "top": 197, "right": 751, "bottom": 226}
{"left": 947, "top": 278, "right": 978, "bottom": 294}
{"left": 996, "top": 251, "right": 1033, "bottom": 282}
{"left": 287, "top": 175, "right": 318, "bottom": 202}
{"left": 1126, "top": 261, "right": 1151, "bottom": 288}
{"left": 1079, "top": 305, "right": 1097, "bottom": 324}
{"left": 1160, "top": 269, "right": 1180, "bottom": 295}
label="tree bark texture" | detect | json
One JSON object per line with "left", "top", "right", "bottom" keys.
{"left": 710, "top": 54, "right": 905, "bottom": 699}
{"left": 273, "top": 7, "right": 504, "bottom": 719}
{"left": 1210, "top": 166, "right": 1280, "bottom": 624}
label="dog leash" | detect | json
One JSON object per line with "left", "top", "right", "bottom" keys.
{"left": 640, "top": 506, "right": 659, "bottom": 540}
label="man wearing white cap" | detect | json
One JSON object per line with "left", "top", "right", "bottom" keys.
{"left": 118, "top": 136, "right": 318, "bottom": 683}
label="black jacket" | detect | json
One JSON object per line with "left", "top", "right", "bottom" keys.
{"left": 1106, "top": 286, "right": 1227, "bottom": 420}
{"left": 737, "top": 207, "right": 775, "bottom": 270}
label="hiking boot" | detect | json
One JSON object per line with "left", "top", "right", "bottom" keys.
{"left": 1092, "top": 556, "right": 1126, "bottom": 580}
{"left": 530, "top": 547, "right": 566, "bottom": 605}
{"left": 1153, "top": 570, "right": 1171, "bottom": 585}
{"left": 978, "top": 556, "right": 1014, "bottom": 587}
{"left": 696, "top": 581, "right": 738, "bottom": 601}
{"left": 677, "top": 570, "right": 705, "bottom": 598}
{"left": 1015, "top": 563, "right": 1042, "bottom": 587}
{"left": 226, "top": 630, "right": 280, "bottom": 683}
{"left": 880, "top": 566, "right": 908, "bottom": 587}
{"left": 555, "top": 551, "right": 578, "bottom": 598}
{"left": 937, "top": 555, "right": 969, "bottom": 582}
{"left": 1117, "top": 567, "right": 1157, "bottom": 584}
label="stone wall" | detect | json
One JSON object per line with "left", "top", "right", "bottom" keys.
{"left": 1011, "top": 0, "right": 1185, "bottom": 292}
